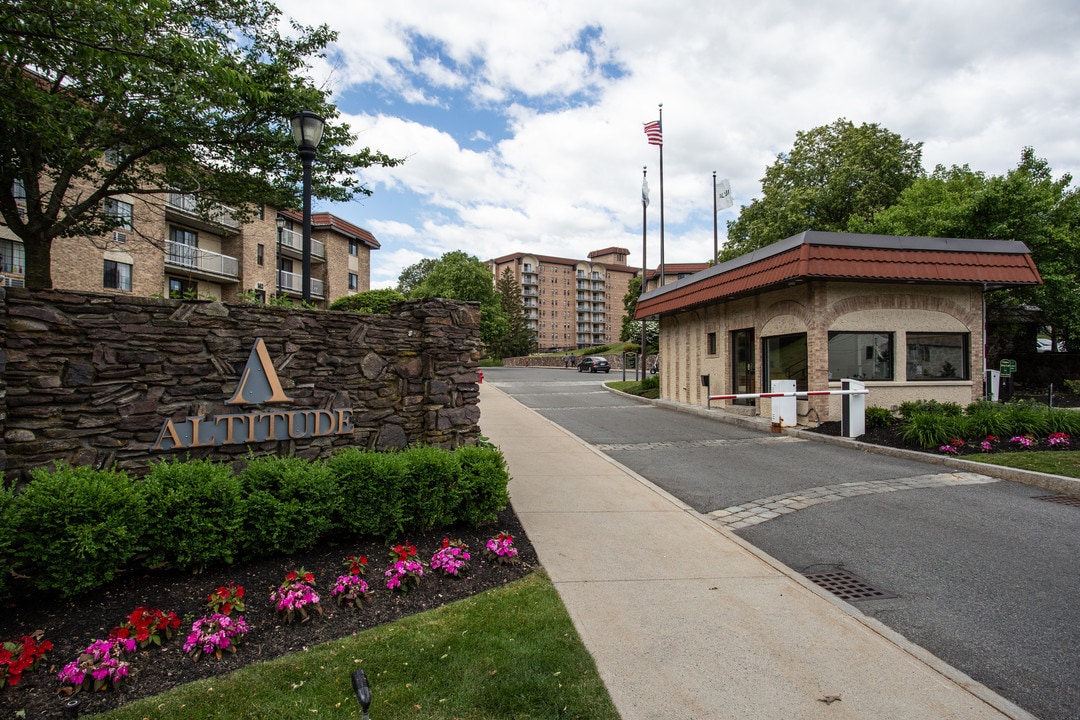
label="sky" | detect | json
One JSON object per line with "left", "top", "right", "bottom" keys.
{"left": 274, "top": 0, "right": 1080, "bottom": 289}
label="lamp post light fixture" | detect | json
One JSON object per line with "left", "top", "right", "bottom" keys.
{"left": 289, "top": 109, "right": 325, "bottom": 302}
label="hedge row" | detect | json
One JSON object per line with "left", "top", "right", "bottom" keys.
{"left": 0, "top": 445, "right": 510, "bottom": 600}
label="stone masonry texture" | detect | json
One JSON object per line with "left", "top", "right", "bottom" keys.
{"left": 0, "top": 289, "right": 483, "bottom": 482}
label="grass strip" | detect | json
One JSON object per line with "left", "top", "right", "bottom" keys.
{"left": 99, "top": 571, "right": 618, "bottom": 720}
{"left": 963, "top": 450, "right": 1080, "bottom": 478}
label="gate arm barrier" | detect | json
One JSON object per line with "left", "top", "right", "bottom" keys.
{"left": 708, "top": 379, "right": 869, "bottom": 437}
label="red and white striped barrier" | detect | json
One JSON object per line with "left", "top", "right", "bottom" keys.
{"left": 708, "top": 380, "right": 868, "bottom": 438}
{"left": 708, "top": 388, "right": 868, "bottom": 402}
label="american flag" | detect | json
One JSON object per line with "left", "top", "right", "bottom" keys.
{"left": 643, "top": 120, "right": 662, "bottom": 146}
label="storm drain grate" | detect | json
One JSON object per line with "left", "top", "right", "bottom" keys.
{"left": 1034, "top": 494, "right": 1080, "bottom": 508}
{"left": 802, "top": 570, "right": 896, "bottom": 602}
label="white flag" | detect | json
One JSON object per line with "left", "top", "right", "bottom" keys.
{"left": 642, "top": 177, "right": 650, "bottom": 207}
{"left": 715, "top": 178, "right": 733, "bottom": 211}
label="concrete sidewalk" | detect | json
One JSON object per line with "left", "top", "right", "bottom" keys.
{"left": 478, "top": 383, "right": 1035, "bottom": 720}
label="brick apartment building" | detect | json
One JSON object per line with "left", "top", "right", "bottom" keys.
{"left": 1, "top": 183, "right": 377, "bottom": 308}
{"left": 488, "top": 247, "right": 642, "bottom": 352}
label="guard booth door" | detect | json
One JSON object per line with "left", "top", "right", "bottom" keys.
{"left": 731, "top": 328, "right": 755, "bottom": 405}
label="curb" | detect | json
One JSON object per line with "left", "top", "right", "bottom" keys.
{"left": 603, "top": 384, "right": 1080, "bottom": 498}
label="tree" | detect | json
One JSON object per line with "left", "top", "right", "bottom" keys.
{"left": 395, "top": 257, "right": 439, "bottom": 296}
{"left": 721, "top": 119, "right": 923, "bottom": 261}
{"left": 407, "top": 251, "right": 509, "bottom": 351}
{"left": 0, "top": 0, "right": 401, "bottom": 288}
{"left": 856, "top": 148, "right": 1080, "bottom": 347}
{"left": 619, "top": 275, "right": 657, "bottom": 350}
{"left": 495, "top": 268, "right": 537, "bottom": 358}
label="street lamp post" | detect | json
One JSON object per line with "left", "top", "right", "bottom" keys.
{"left": 290, "top": 109, "right": 325, "bottom": 302}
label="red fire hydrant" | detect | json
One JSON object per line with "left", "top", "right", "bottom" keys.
{"left": 478, "top": 370, "right": 484, "bottom": 384}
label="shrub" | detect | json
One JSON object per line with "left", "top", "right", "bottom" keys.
{"left": 328, "top": 449, "right": 407, "bottom": 539}
{"left": 238, "top": 456, "right": 338, "bottom": 559}
{"left": 864, "top": 406, "right": 895, "bottom": 429}
{"left": 640, "top": 375, "right": 660, "bottom": 391}
{"left": 453, "top": 446, "right": 510, "bottom": 526}
{"left": 1000, "top": 402, "right": 1048, "bottom": 438}
{"left": 400, "top": 446, "right": 461, "bottom": 532}
{"left": 1063, "top": 379, "right": 1080, "bottom": 394}
{"left": 13, "top": 464, "right": 146, "bottom": 597}
{"left": 1045, "top": 407, "right": 1080, "bottom": 435}
{"left": 899, "top": 413, "right": 953, "bottom": 449}
{"left": 898, "top": 399, "right": 963, "bottom": 419}
{"left": 623, "top": 343, "right": 641, "bottom": 355}
{"left": 142, "top": 459, "right": 243, "bottom": 571}
{"left": 0, "top": 482, "right": 15, "bottom": 600}
{"left": 328, "top": 289, "right": 406, "bottom": 314}
{"left": 963, "top": 401, "right": 1011, "bottom": 438}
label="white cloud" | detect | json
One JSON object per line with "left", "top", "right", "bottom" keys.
{"left": 277, "top": 0, "right": 1080, "bottom": 287}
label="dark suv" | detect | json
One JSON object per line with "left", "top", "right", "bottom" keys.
{"left": 577, "top": 356, "right": 611, "bottom": 373}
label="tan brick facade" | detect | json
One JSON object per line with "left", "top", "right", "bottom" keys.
{"left": 489, "top": 249, "right": 638, "bottom": 352}
{"left": 658, "top": 281, "right": 986, "bottom": 422}
{"left": 3, "top": 188, "right": 376, "bottom": 308}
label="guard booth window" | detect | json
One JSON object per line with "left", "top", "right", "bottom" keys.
{"left": 906, "top": 333, "right": 969, "bottom": 380}
{"left": 828, "top": 332, "right": 893, "bottom": 381}
{"left": 763, "top": 333, "right": 807, "bottom": 392}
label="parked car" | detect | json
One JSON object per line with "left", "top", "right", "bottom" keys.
{"left": 577, "top": 356, "right": 611, "bottom": 373}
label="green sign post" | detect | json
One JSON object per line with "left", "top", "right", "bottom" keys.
{"left": 999, "top": 359, "right": 1017, "bottom": 377}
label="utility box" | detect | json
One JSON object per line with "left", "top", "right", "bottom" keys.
{"left": 985, "top": 369, "right": 1001, "bottom": 402}
{"left": 770, "top": 379, "right": 797, "bottom": 427}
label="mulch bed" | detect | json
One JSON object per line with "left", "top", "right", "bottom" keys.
{"left": 0, "top": 507, "right": 536, "bottom": 719}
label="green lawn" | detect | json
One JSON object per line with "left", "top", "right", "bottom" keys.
{"left": 965, "top": 450, "right": 1080, "bottom": 478}
{"left": 99, "top": 571, "right": 618, "bottom": 720}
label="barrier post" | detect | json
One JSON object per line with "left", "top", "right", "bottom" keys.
{"left": 841, "top": 379, "right": 865, "bottom": 438}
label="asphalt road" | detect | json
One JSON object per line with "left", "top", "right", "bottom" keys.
{"left": 483, "top": 366, "right": 1080, "bottom": 720}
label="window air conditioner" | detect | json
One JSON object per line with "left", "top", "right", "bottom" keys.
{"left": 112, "top": 231, "right": 127, "bottom": 243}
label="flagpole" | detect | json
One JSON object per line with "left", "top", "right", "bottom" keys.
{"left": 641, "top": 165, "right": 648, "bottom": 381}
{"left": 712, "top": 171, "right": 718, "bottom": 263}
{"left": 658, "top": 103, "right": 665, "bottom": 287}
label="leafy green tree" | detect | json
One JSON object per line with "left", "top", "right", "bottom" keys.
{"left": 721, "top": 118, "right": 923, "bottom": 261}
{"left": 619, "top": 274, "right": 657, "bottom": 350}
{"left": 856, "top": 148, "right": 1080, "bottom": 347}
{"left": 395, "top": 257, "right": 439, "bottom": 295}
{"left": 407, "top": 251, "right": 509, "bottom": 351}
{"left": 494, "top": 267, "right": 537, "bottom": 358}
{"left": 0, "top": 0, "right": 401, "bottom": 288}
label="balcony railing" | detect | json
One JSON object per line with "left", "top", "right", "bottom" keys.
{"left": 278, "top": 270, "right": 325, "bottom": 299}
{"left": 166, "top": 192, "right": 240, "bottom": 231}
{"left": 278, "top": 227, "right": 325, "bottom": 260}
{"left": 165, "top": 241, "right": 239, "bottom": 279}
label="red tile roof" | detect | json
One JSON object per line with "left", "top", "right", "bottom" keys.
{"left": 278, "top": 210, "right": 379, "bottom": 248}
{"left": 635, "top": 231, "right": 1041, "bottom": 318}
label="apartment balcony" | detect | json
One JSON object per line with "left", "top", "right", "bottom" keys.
{"left": 165, "top": 192, "right": 240, "bottom": 235}
{"left": 525, "top": 309, "right": 539, "bottom": 320}
{"left": 523, "top": 288, "right": 538, "bottom": 297}
{"left": 277, "top": 270, "right": 325, "bottom": 299}
{"left": 277, "top": 227, "right": 326, "bottom": 262}
{"left": 576, "top": 304, "right": 592, "bottom": 312}
{"left": 165, "top": 241, "right": 240, "bottom": 281}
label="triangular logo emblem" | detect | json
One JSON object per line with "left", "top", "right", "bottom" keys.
{"left": 225, "top": 338, "right": 293, "bottom": 405}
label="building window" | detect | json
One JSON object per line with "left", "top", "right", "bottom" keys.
{"left": 348, "top": 272, "right": 358, "bottom": 290}
{"left": 103, "top": 198, "right": 133, "bottom": 229}
{"left": 906, "top": 333, "right": 969, "bottom": 380}
{"left": 763, "top": 333, "right": 807, "bottom": 392}
{"left": 168, "top": 277, "right": 197, "bottom": 299}
{"left": 103, "top": 260, "right": 132, "bottom": 291}
{"left": 349, "top": 239, "right": 359, "bottom": 256}
{"left": 1, "top": 239, "right": 25, "bottom": 274}
{"left": 257, "top": 244, "right": 265, "bottom": 266}
{"left": 168, "top": 227, "right": 198, "bottom": 268}
{"left": 103, "top": 145, "right": 126, "bottom": 165}
{"left": 707, "top": 332, "right": 717, "bottom": 355}
{"left": 828, "top": 332, "right": 893, "bottom": 381}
